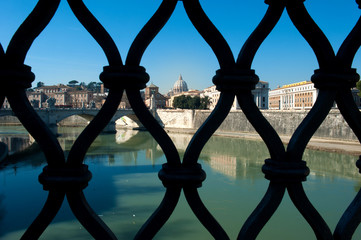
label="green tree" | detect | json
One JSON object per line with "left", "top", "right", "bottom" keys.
{"left": 36, "top": 81, "right": 44, "bottom": 88}
{"left": 357, "top": 81, "right": 361, "bottom": 97}
{"left": 200, "top": 96, "right": 210, "bottom": 109}
{"left": 87, "top": 82, "right": 97, "bottom": 91}
{"left": 68, "top": 80, "right": 78, "bottom": 87}
{"left": 173, "top": 95, "right": 209, "bottom": 109}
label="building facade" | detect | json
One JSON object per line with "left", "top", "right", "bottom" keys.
{"left": 144, "top": 83, "right": 167, "bottom": 109}
{"left": 27, "top": 91, "right": 48, "bottom": 108}
{"left": 269, "top": 81, "right": 318, "bottom": 110}
{"left": 203, "top": 81, "right": 269, "bottom": 110}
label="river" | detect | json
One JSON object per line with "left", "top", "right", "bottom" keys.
{"left": 0, "top": 125, "right": 360, "bottom": 239}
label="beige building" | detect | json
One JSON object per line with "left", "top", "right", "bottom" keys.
{"left": 27, "top": 91, "right": 47, "bottom": 108}
{"left": 144, "top": 83, "right": 167, "bottom": 109}
{"left": 269, "top": 81, "right": 318, "bottom": 110}
{"left": 68, "top": 90, "right": 94, "bottom": 108}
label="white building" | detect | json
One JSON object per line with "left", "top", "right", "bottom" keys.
{"left": 269, "top": 81, "right": 318, "bottom": 110}
{"left": 203, "top": 81, "right": 269, "bottom": 110}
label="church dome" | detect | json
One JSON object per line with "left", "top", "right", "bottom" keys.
{"left": 173, "top": 74, "right": 188, "bottom": 94}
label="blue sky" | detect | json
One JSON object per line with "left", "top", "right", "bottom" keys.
{"left": 1, "top": 0, "right": 361, "bottom": 94}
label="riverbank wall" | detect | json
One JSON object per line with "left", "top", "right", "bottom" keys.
{"left": 1, "top": 109, "right": 358, "bottom": 142}
{"left": 156, "top": 109, "right": 359, "bottom": 142}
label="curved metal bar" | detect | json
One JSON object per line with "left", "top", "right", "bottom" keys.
{"left": 0, "top": 96, "right": 4, "bottom": 109}
{"left": 67, "top": 191, "right": 117, "bottom": 239}
{"left": 183, "top": 92, "right": 234, "bottom": 166}
{"left": 236, "top": 93, "right": 285, "bottom": 161}
{"left": 334, "top": 186, "right": 361, "bottom": 240}
{"left": 6, "top": 91, "right": 65, "bottom": 166}
{"left": 67, "top": 89, "right": 123, "bottom": 167}
{"left": 333, "top": 91, "right": 361, "bottom": 239}
{"left": 236, "top": 0, "right": 285, "bottom": 69}
{"left": 21, "top": 191, "right": 65, "bottom": 240}
{"left": 286, "top": 90, "right": 336, "bottom": 162}
{"left": 126, "top": 89, "right": 181, "bottom": 167}
{"left": 67, "top": 0, "right": 122, "bottom": 66}
{"left": 126, "top": 0, "right": 178, "bottom": 66}
{"left": 286, "top": 1, "right": 335, "bottom": 70}
{"left": 335, "top": 90, "right": 361, "bottom": 143}
{"left": 182, "top": 0, "right": 235, "bottom": 69}
{"left": 6, "top": 0, "right": 61, "bottom": 65}
{"left": 135, "top": 188, "right": 181, "bottom": 239}
{"left": 0, "top": 43, "right": 4, "bottom": 55}
{"left": 184, "top": 187, "right": 229, "bottom": 239}
{"left": 288, "top": 183, "right": 333, "bottom": 239}
{"left": 238, "top": 183, "right": 285, "bottom": 239}
{"left": 337, "top": 16, "right": 361, "bottom": 68}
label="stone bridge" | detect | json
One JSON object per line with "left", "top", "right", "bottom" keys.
{"left": 0, "top": 108, "right": 142, "bottom": 134}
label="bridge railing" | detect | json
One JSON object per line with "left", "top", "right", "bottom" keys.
{"left": 1, "top": 0, "right": 361, "bottom": 239}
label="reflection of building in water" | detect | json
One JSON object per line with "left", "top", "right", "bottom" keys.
{"left": 209, "top": 155, "right": 238, "bottom": 178}
{"left": 115, "top": 129, "right": 139, "bottom": 144}
{"left": 0, "top": 136, "right": 31, "bottom": 154}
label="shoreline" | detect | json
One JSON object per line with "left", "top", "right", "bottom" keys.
{"left": 2, "top": 123, "right": 360, "bottom": 156}
{"left": 163, "top": 127, "right": 361, "bottom": 156}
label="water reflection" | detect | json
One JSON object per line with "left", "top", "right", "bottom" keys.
{"left": 0, "top": 126, "right": 361, "bottom": 239}
{"left": 0, "top": 136, "right": 31, "bottom": 155}
{"left": 0, "top": 126, "right": 360, "bottom": 183}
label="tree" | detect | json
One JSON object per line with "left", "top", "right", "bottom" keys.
{"left": 200, "top": 96, "right": 210, "bottom": 109}
{"left": 36, "top": 81, "right": 44, "bottom": 88}
{"left": 87, "top": 82, "right": 97, "bottom": 91}
{"left": 173, "top": 95, "right": 209, "bottom": 109}
{"left": 357, "top": 81, "right": 361, "bottom": 97}
{"left": 68, "top": 80, "right": 79, "bottom": 87}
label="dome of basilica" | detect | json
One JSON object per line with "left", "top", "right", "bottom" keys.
{"left": 172, "top": 74, "right": 188, "bottom": 94}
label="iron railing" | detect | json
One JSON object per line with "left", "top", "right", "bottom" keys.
{"left": 1, "top": 0, "right": 361, "bottom": 239}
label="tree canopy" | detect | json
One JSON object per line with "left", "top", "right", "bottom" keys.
{"left": 173, "top": 95, "right": 209, "bottom": 109}
{"left": 357, "top": 81, "right": 361, "bottom": 97}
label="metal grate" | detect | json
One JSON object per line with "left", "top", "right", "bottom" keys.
{"left": 1, "top": 0, "right": 361, "bottom": 239}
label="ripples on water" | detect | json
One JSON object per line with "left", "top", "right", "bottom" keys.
{"left": 0, "top": 126, "right": 360, "bottom": 239}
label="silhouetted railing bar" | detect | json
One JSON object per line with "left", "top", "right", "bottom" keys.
{"left": 334, "top": 186, "right": 361, "bottom": 240}
{"left": 236, "top": 93, "right": 285, "bottom": 161}
{"left": 6, "top": 0, "right": 61, "bottom": 65}
{"left": 126, "top": 89, "right": 181, "bottom": 166}
{"left": 236, "top": 0, "right": 285, "bottom": 69}
{"left": 67, "top": 89, "right": 124, "bottom": 166}
{"left": 67, "top": 0, "right": 122, "bottom": 66}
{"left": 184, "top": 187, "right": 230, "bottom": 239}
{"left": 21, "top": 191, "right": 65, "bottom": 239}
{"left": 287, "top": 183, "right": 333, "bottom": 239}
{"left": 67, "top": 191, "right": 117, "bottom": 239}
{"left": 336, "top": 91, "right": 361, "bottom": 142}
{"left": 2, "top": 0, "right": 361, "bottom": 239}
{"left": 286, "top": 1, "right": 336, "bottom": 70}
{"left": 126, "top": 0, "right": 178, "bottom": 66}
{"left": 134, "top": 188, "right": 182, "bottom": 239}
{"left": 337, "top": 16, "right": 361, "bottom": 68}
{"left": 237, "top": 183, "right": 285, "bottom": 239}
{"left": 7, "top": 92, "right": 65, "bottom": 166}
{"left": 183, "top": 92, "right": 234, "bottom": 165}
{"left": 286, "top": 90, "right": 336, "bottom": 161}
{"left": 183, "top": 0, "right": 235, "bottom": 69}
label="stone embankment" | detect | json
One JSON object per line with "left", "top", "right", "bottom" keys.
{"left": 157, "top": 109, "right": 358, "bottom": 141}
{"left": 157, "top": 109, "right": 361, "bottom": 156}
{"left": 1, "top": 109, "right": 360, "bottom": 155}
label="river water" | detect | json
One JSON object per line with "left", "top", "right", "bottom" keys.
{"left": 0, "top": 125, "right": 361, "bottom": 239}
